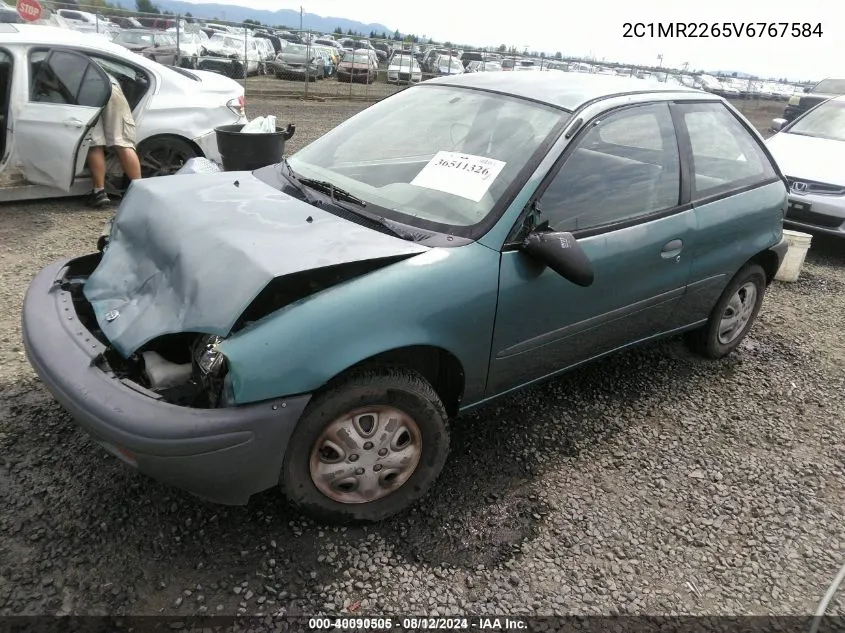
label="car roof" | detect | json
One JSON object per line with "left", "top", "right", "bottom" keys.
{"left": 426, "top": 72, "right": 708, "bottom": 111}
{"left": 0, "top": 23, "right": 148, "bottom": 52}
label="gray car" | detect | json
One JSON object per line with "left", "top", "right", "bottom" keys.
{"left": 272, "top": 43, "right": 321, "bottom": 81}
{"left": 767, "top": 95, "right": 845, "bottom": 237}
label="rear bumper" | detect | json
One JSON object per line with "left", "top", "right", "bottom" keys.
{"left": 22, "top": 257, "right": 312, "bottom": 505}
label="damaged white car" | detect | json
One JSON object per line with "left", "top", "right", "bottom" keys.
{"left": 0, "top": 23, "right": 246, "bottom": 202}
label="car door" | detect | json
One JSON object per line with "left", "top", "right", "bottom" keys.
{"left": 14, "top": 48, "right": 111, "bottom": 191}
{"left": 488, "top": 102, "right": 696, "bottom": 395}
{"left": 669, "top": 101, "right": 783, "bottom": 322}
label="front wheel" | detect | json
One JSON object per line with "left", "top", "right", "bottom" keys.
{"left": 281, "top": 366, "right": 450, "bottom": 523}
{"left": 685, "top": 263, "right": 767, "bottom": 359}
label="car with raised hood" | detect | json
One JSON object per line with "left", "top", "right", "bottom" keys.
{"left": 782, "top": 78, "right": 845, "bottom": 122}
{"left": 23, "top": 73, "right": 788, "bottom": 523}
{"left": 0, "top": 23, "right": 246, "bottom": 202}
{"left": 767, "top": 96, "right": 845, "bottom": 237}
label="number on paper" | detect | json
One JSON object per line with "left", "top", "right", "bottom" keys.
{"left": 410, "top": 151, "right": 507, "bottom": 202}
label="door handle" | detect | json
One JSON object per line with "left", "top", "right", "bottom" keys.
{"left": 661, "top": 239, "right": 683, "bottom": 260}
{"left": 63, "top": 118, "right": 84, "bottom": 128}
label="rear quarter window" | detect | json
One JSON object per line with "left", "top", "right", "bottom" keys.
{"left": 676, "top": 102, "right": 776, "bottom": 199}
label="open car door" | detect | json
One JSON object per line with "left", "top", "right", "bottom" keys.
{"left": 15, "top": 48, "right": 111, "bottom": 191}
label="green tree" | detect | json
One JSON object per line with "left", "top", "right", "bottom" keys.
{"left": 334, "top": 26, "right": 343, "bottom": 34}
{"left": 135, "top": 0, "right": 159, "bottom": 14}
{"left": 346, "top": 28, "right": 354, "bottom": 34}
{"left": 392, "top": 28, "right": 400, "bottom": 40}
{"left": 244, "top": 18, "right": 261, "bottom": 25}
{"left": 554, "top": 51, "right": 562, "bottom": 59}
{"left": 185, "top": 11, "right": 192, "bottom": 16}
{"left": 497, "top": 43, "right": 506, "bottom": 52}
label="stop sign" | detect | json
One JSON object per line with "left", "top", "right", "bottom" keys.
{"left": 16, "top": 0, "right": 43, "bottom": 22}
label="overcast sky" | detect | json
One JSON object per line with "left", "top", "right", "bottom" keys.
{"left": 189, "top": 0, "right": 840, "bottom": 80}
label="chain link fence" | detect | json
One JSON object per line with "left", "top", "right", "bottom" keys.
{"left": 24, "top": 1, "right": 810, "bottom": 109}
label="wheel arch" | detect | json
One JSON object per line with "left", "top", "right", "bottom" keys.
{"left": 749, "top": 248, "right": 780, "bottom": 285}
{"left": 325, "top": 345, "right": 466, "bottom": 418}
{"left": 137, "top": 133, "right": 204, "bottom": 158}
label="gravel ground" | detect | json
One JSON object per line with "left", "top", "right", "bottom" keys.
{"left": 1, "top": 98, "right": 843, "bottom": 618}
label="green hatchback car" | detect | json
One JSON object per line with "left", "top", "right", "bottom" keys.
{"left": 23, "top": 73, "right": 788, "bottom": 523}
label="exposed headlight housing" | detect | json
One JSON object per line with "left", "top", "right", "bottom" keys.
{"left": 196, "top": 334, "right": 226, "bottom": 375}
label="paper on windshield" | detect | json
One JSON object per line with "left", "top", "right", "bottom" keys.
{"left": 410, "top": 151, "right": 507, "bottom": 202}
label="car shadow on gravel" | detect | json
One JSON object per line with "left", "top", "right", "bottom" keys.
{"left": 804, "top": 234, "right": 845, "bottom": 267}
{"left": 0, "top": 326, "right": 816, "bottom": 613}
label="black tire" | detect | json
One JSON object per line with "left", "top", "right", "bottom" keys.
{"left": 229, "top": 62, "right": 245, "bottom": 79}
{"left": 137, "top": 136, "right": 199, "bottom": 179}
{"left": 685, "top": 263, "right": 767, "bottom": 359}
{"left": 281, "top": 366, "right": 450, "bottom": 523}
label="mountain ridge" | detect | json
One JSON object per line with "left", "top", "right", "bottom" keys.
{"left": 135, "top": 0, "right": 396, "bottom": 35}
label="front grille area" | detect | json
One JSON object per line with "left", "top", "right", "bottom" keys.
{"left": 786, "top": 177, "right": 845, "bottom": 196}
{"left": 786, "top": 207, "right": 844, "bottom": 229}
{"left": 398, "top": 72, "right": 410, "bottom": 80}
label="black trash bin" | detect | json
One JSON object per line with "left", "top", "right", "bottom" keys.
{"left": 214, "top": 123, "right": 296, "bottom": 171}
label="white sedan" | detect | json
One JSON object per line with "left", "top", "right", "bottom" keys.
{"left": 0, "top": 23, "right": 247, "bottom": 202}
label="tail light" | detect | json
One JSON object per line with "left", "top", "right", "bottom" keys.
{"left": 227, "top": 95, "right": 246, "bottom": 117}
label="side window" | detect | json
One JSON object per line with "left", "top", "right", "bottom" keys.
{"left": 676, "top": 102, "right": 776, "bottom": 198}
{"left": 29, "top": 49, "right": 110, "bottom": 107}
{"left": 537, "top": 103, "right": 681, "bottom": 233}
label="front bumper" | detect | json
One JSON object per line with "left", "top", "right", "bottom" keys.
{"left": 784, "top": 193, "right": 845, "bottom": 237}
{"left": 22, "top": 257, "right": 312, "bottom": 505}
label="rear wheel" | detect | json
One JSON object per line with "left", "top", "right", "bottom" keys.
{"left": 138, "top": 136, "right": 199, "bottom": 179}
{"left": 281, "top": 366, "right": 450, "bottom": 523}
{"left": 685, "top": 263, "right": 767, "bottom": 359}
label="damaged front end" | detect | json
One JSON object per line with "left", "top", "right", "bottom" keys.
{"left": 69, "top": 171, "right": 429, "bottom": 409}
{"left": 61, "top": 254, "right": 231, "bottom": 408}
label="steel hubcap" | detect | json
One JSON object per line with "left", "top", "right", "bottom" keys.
{"left": 309, "top": 406, "right": 422, "bottom": 504}
{"left": 718, "top": 281, "right": 757, "bottom": 344}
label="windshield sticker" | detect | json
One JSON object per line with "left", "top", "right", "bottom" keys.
{"left": 410, "top": 151, "right": 507, "bottom": 202}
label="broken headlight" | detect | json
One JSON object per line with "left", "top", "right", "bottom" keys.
{"left": 195, "top": 335, "right": 226, "bottom": 375}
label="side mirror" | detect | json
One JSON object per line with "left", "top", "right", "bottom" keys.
{"left": 521, "top": 230, "right": 594, "bottom": 287}
{"left": 803, "top": 86, "right": 811, "bottom": 93}
{"left": 770, "top": 118, "right": 787, "bottom": 132}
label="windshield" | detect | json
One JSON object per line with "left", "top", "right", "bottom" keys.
{"left": 285, "top": 44, "right": 308, "bottom": 55}
{"left": 813, "top": 79, "right": 845, "bottom": 94}
{"left": 342, "top": 53, "right": 371, "bottom": 65}
{"left": 116, "top": 31, "right": 158, "bottom": 46}
{"left": 787, "top": 100, "right": 845, "bottom": 142}
{"left": 390, "top": 55, "right": 416, "bottom": 67}
{"left": 438, "top": 57, "right": 462, "bottom": 70}
{"left": 210, "top": 34, "right": 242, "bottom": 48}
{"left": 286, "top": 85, "right": 566, "bottom": 234}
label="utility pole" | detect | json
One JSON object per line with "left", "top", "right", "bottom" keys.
{"left": 299, "top": 6, "right": 303, "bottom": 31}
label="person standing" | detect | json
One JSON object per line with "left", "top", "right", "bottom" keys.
{"left": 85, "top": 75, "right": 143, "bottom": 207}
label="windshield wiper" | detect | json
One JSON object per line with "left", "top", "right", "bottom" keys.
{"left": 277, "top": 157, "right": 318, "bottom": 204}
{"left": 276, "top": 164, "right": 414, "bottom": 240}
{"left": 297, "top": 177, "right": 368, "bottom": 207}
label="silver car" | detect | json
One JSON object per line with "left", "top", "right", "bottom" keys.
{"left": 767, "top": 96, "right": 845, "bottom": 236}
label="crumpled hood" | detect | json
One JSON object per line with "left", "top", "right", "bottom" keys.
{"left": 766, "top": 132, "right": 845, "bottom": 187}
{"left": 83, "top": 172, "right": 429, "bottom": 357}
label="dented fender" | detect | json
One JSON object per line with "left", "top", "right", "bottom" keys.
{"left": 219, "top": 242, "right": 501, "bottom": 408}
